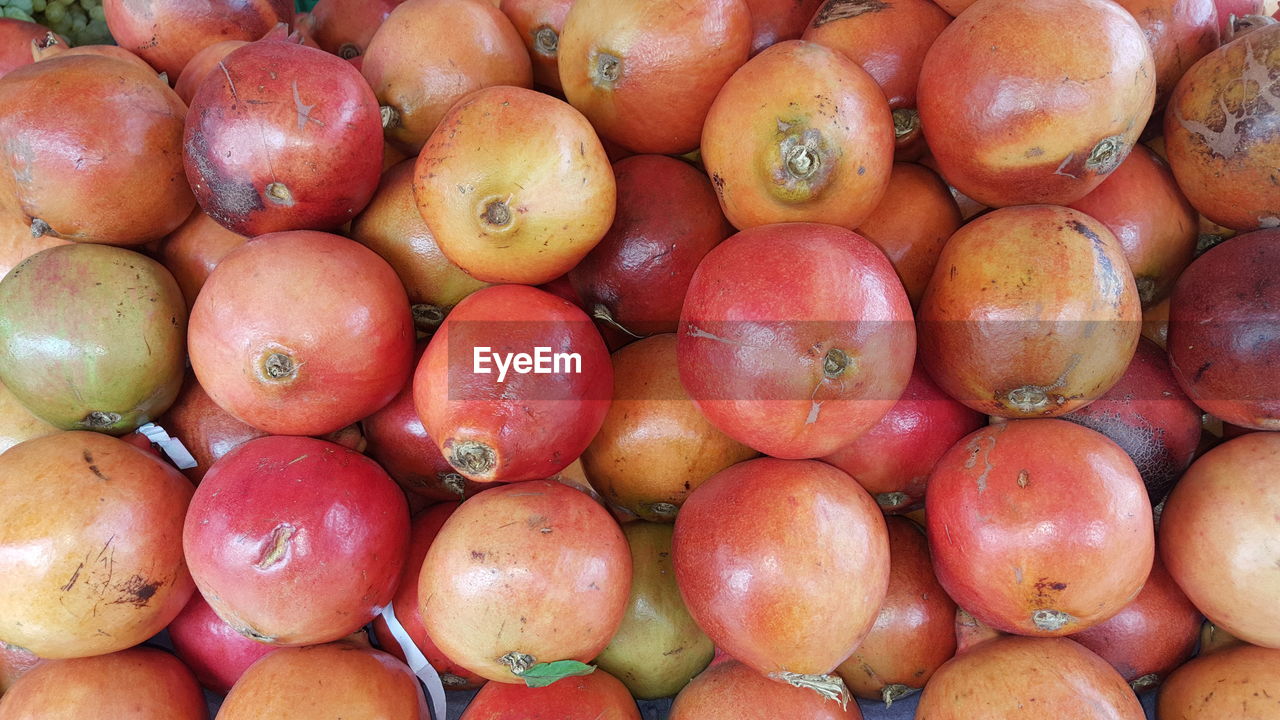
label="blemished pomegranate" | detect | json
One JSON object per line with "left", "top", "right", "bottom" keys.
{"left": 459, "top": 668, "right": 640, "bottom": 719}
{"left": 499, "top": 0, "right": 572, "bottom": 92}
{"left": 166, "top": 591, "right": 276, "bottom": 695}
{"left": 669, "top": 660, "right": 864, "bottom": 719}
{"left": 103, "top": 0, "right": 294, "bottom": 79}
{"left": 1157, "top": 644, "right": 1280, "bottom": 719}
{"left": 0, "top": 18, "right": 49, "bottom": 78}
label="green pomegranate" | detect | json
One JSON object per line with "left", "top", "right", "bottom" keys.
{"left": 0, "top": 243, "right": 186, "bottom": 434}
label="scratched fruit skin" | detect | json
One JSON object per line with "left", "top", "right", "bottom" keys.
{"left": 1165, "top": 23, "right": 1280, "bottom": 230}
{"left": 668, "top": 660, "right": 864, "bottom": 720}
{"left": 183, "top": 39, "right": 384, "bottom": 236}
{"left": 925, "top": 420, "right": 1154, "bottom": 637}
{"left": 418, "top": 480, "right": 632, "bottom": 684}
{"left": 166, "top": 591, "right": 276, "bottom": 695}
{"left": 917, "top": 0, "right": 1156, "bottom": 208}
{"left": 174, "top": 40, "right": 248, "bottom": 106}
{"left": 1156, "top": 644, "right": 1280, "bottom": 719}
{"left": 0, "top": 432, "right": 195, "bottom": 660}
{"left": 917, "top": 205, "right": 1142, "bottom": 418}
{"left": 182, "top": 435, "right": 410, "bottom": 647}
{"left": 677, "top": 223, "right": 915, "bottom": 460}
{"left": 914, "top": 636, "right": 1145, "bottom": 720}
{"left": 0, "top": 646, "right": 208, "bottom": 720}
{"left": 102, "top": 0, "right": 293, "bottom": 79}
{"left": 459, "top": 668, "right": 640, "bottom": 719}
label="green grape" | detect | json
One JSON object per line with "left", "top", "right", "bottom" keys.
{"left": 42, "top": 0, "right": 61, "bottom": 24}
{"left": 31, "top": 0, "right": 45, "bottom": 12}
{"left": 0, "top": 0, "right": 35, "bottom": 15}
{"left": 1, "top": 7, "right": 35, "bottom": 21}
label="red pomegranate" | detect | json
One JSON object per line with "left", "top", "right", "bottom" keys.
{"left": 1114, "top": 0, "right": 1220, "bottom": 107}
{"left": 744, "top": 0, "right": 824, "bottom": 55}
{"left": 499, "top": 0, "right": 572, "bottom": 92}
{"left": 172, "top": 39, "right": 245, "bottom": 105}
{"left": 188, "top": 231, "right": 414, "bottom": 436}
{"left": 167, "top": 591, "right": 276, "bottom": 694}
{"left": 184, "top": 39, "right": 383, "bottom": 235}
{"left": 1157, "top": 644, "right": 1280, "bottom": 718}
{"left": 673, "top": 458, "right": 889, "bottom": 701}
{"left": 307, "top": 0, "right": 404, "bottom": 58}
{"left": 459, "top": 668, "right": 640, "bottom": 719}
{"left": 926, "top": 420, "right": 1154, "bottom": 636}
{"left": 669, "top": 660, "right": 864, "bottom": 719}
{"left": 413, "top": 285, "right": 612, "bottom": 484}
{"left": 183, "top": 435, "right": 410, "bottom": 646}
{"left": 419, "top": 480, "right": 631, "bottom": 684}
{"left": 27, "top": 33, "right": 154, "bottom": 71}
{"left": 677, "top": 223, "right": 915, "bottom": 459}
{"left": 0, "top": 19, "right": 48, "bottom": 78}
{"left": 822, "top": 362, "right": 986, "bottom": 513}
{"left": 103, "top": 0, "right": 293, "bottom": 78}
{"left": 157, "top": 209, "right": 248, "bottom": 312}
{"left": 0, "top": 643, "right": 40, "bottom": 695}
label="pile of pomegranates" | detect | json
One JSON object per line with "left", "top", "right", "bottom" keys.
{"left": 0, "top": 0, "right": 1278, "bottom": 718}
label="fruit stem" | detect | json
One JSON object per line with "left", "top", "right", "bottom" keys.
{"left": 380, "top": 105, "right": 401, "bottom": 130}
{"left": 498, "top": 651, "right": 536, "bottom": 676}
{"left": 450, "top": 441, "right": 496, "bottom": 477}
{"left": 591, "top": 304, "right": 643, "bottom": 339}
{"left": 533, "top": 26, "right": 559, "bottom": 56}
{"left": 882, "top": 683, "right": 918, "bottom": 708}
{"left": 769, "top": 672, "right": 852, "bottom": 709}
{"left": 892, "top": 108, "right": 920, "bottom": 139}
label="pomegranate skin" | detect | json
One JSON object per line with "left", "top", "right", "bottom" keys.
{"left": 1157, "top": 644, "right": 1280, "bottom": 719}
{"left": 1113, "top": 0, "right": 1220, "bottom": 108}
{"left": 499, "top": 0, "right": 572, "bottom": 92}
{"left": 0, "top": 648, "right": 207, "bottom": 720}
{"left": 669, "top": 660, "right": 864, "bottom": 720}
{"left": 459, "top": 669, "right": 640, "bottom": 719}
{"left": 308, "top": 0, "right": 405, "bottom": 59}
{"left": 0, "top": 19, "right": 48, "bottom": 78}
{"left": 167, "top": 591, "right": 276, "bottom": 695}
{"left": 745, "top": 0, "right": 825, "bottom": 55}
{"left": 184, "top": 40, "right": 384, "bottom": 236}
{"left": 103, "top": 0, "right": 294, "bottom": 79}
{"left": 173, "top": 39, "right": 246, "bottom": 105}
{"left": 157, "top": 209, "right": 248, "bottom": 312}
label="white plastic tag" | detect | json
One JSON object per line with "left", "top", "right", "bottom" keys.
{"left": 378, "top": 602, "right": 448, "bottom": 720}
{"left": 136, "top": 422, "right": 198, "bottom": 469}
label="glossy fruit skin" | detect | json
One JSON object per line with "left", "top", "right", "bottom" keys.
{"left": 1157, "top": 644, "right": 1280, "bottom": 718}
{"left": 0, "top": 647, "right": 207, "bottom": 720}
{"left": 1217, "top": 0, "right": 1265, "bottom": 30}
{"left": 0, "top": 379, "right": 55, "bottom": 456}
{"left": 216, "top": 641, "right": 428, "bottom": 720}
{"left": 188, "top": 231, "right": 414, "bottom": 436}
{"left": 0, "top": 244, "right": 186, "bottom": 435}
{"left": 669, "top": 660, "right": 865, "bottom": 720}
{"left": 673, "top": 458, "right": 890, "bottom": 679}
{"left": 1067, "top": 145, "right": 1198, "bottom": 308}
{"left": 701, "top": 40, "right": 895, "bottom": 230}
{"left": 414, "top": 285, "right": 612, "bottom": 483}
{"left": 499, "top": 0, "right": 572, "bottom": 92}
{"left": 595, "top": 523, "right": 715, "bottom": 699}
{"left": 0, "top": 55, "right": 194, "bottom": 245}
{"left": 915, "top": 636, "right": 1145, "bottom": 720}
{"left": 1167, "top": 231, "right": 1280, "bottom": 429}
{"left": 1160, "top": 432, "right": 1280, "bottom": 647}
{"left": 744, "top": 0, "right": 825, "bottom": 55}
{"left": 103, "top": 0, "right": 293, "bottom": 78}
{"left": 461, "top": 668, "right": 640, "bottom": 719}
{"left": 1062, "top": 338, "right": 1203, "bottom": 503}
{"left": 350, "top": 159, "right": 489, "bottom": 328}
{"left": 918, "top": 205, "right": 1141, "bottom": 418}
{"left": 363, "top": 0, "right": 532, "bottom": 153}
{"left": 802, "top": 0, "right": 951, "bottom": 156}
{"left": 419, "top": 480, "right": 632, "bottom": 683}
{"left": 581, "top": 334, "right": 756, "bottom": 522}
{"left": 173, "top": 40, "right": 246, "bottom": 105}
{"left": 852, "top": 163, "right": 962, "bottom": 309}
{"left": 1068, "top": 555, "right": 1202, "bottom": 688}
{"left": 157, "top": 209, "right": 248, "bottom": 313}
{"left": 1165, "top": 24, "right": 1280, "bottom": 230}
{"left": 837, "top": 517, "right": 957, "bottom": 704}
{"left": 0, "top": 210, "right": 67, "bottom": 282}
{"left": 822, "top": 363, "right": 985, "bottom": 513}
{"left": 0, "top": 432, "right": 195, "bottom": 659}
{"left": 413, "top": 86, "right": 615, "bottom": 285}
{"left": 558, "top": 0, "right": 752, "bottom": 155}
{"left": 29, "top": 39, "right": 153, "bottom": 71}
{"left": 183, "top": 436, "right": 410, "bottom": 646}
{"left": 917, "top": 0, "right": 1156, "bottom": 207}
{"left": 370, "top": 504, "right": 486, "bottom": 690}
{"left": 309, "top": 0, "right": 404, "bottom": 59}
{"left": 0, "top": 19, "right": 48, "bottom": 78}
{"left": 569, "top": 155, "right": 733, "bottom": 339}
{"left": 184, "top": 40, "right": 383, "bottom": 235}
{"left": 167, "top": 591, "right": 276, "bottom": 695}
{"left": 678, "top": 223, "right": 915, "bottom": 459}
{"left": 1115, "top": 0, "right": 1220, "bottom": 107}
{"left": 0, "top": 643, "right": 41, "bottom": 696}
{"left": 926, "top": 420, "right": 1154, "bottom": 637}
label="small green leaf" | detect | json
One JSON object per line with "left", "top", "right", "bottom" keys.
{"left": 519, "top": 660, "right": 596, "bottom": 688}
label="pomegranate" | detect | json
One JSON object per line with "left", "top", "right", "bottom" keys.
{"left": 0, "top": 210, "right": 66, "bottom": 280}
{"left": 173, "top": 40, "right": 245, "bottom": 104}
{"left": 1167, "top": 230, "right": 1280, "bottom": 429}
{"left": 915, "top": 636, "right": 1144, "bottom": 719}
{"left": 1062, "top": 338, "right": 1203, "bottom": 503}
{"left": 499, "top": 0, "right": 572, "bottom": 92}
{"left": 837, "top": 517, "right": 957, "bottom": 706}
{"left": 413, "top": 284, "right": 612, "bottom": 484}
{"left": 701, "top": 40, "right": 894, "bottom": 230}
{"left": 673, "top": 458, "right": 890, "bottom": 701}
{"left": 0, "top": 432, "right": 194, "bottom": 659}
{"left": 953, "top": 606, "right": 1005, "bottom": 654}
{"left": 460, "top": 669, "right": 640, "bottom": 719}
{"left": 1115, "top": 0, "right": 1221, "bottom": 107}
{"left": 157, "top": 209, "right": 248, "bottom": 312}
{"left": 217, "top": 641, "right": 428, "bottom": 720}
{"left": 167, "top": 591, "right": 276, "bottom": 694}
{"left": 0, "top": 244, "right": 186, "bottom": 435}
{"left": 350, "top": 159, "right": 489, "bottom": 333}
{"left": 595, "top": 522, "right": 715, "bottom": 699}
{"left": 419, "top": 480, "right": 631, "bottom": 683}
{"left": 28, "top": 33, "right": 154, "bottom": 72}
{"left": 0, "top": 19, "right": 48, "bottom": 78}
{"left": 0, "top": 647, "right": 206, "bottom": 720}
{"left": 569, "top": 155, "right": 733, "bottom": 340}
{"left": 918, "top": 205, "right": 1141, "bottom": 418}
{"left": 822, "top": 363, "right": 985, "bottom": 513}
{"left": 744, "top": 0, "right": 825, "bottom": 55}
{"left": 1068, "top": 555, "right": 1202, "bottom": 690}
{"left": 183, "top": 436, "right": 410, "bottom": 645}
{"left": 557, "top": 0, "right": 752, "bottom": 154}
{"left": 1157, "top": 644, "right": 1280, "bottom": 718}
{"left": 0, "top": 379, "right": 55, "bottom": 456}
{"left": 581, "top": 334, "right": 756, "bottom": 522}
{"left": 1143, "top": 297, "right": 1171, "bottom": 348}
{"left": 413, "top": 86, "right": 615, "bottom": 285}
{"left": 103, "top": 0, "right": 294, "bottom": 79}
{"left": 308, "top": 0, "right": 404, "bottom": 59}
{"left": 1160, "top": 432, "right": 1280, "bottom": 647}
{"left": 1215, "top": 0, "right": 1266, "bottom": 32}
{"left": 669, "top": 660, "right": 864, "bottom": 719}
{"left": 927, "top": 420, "right": 1154, "bottom": 636}
{"left": 188, "top": 231, "right": 414, "bottom": 436}
{"left": 0, "top": 643, "right": 40, "bottom": 696}
{"left": 0, "top": 55, "right": 193, "bottom": 245}
{"left": 917, "top": 0, "right": 1156, "bottom": 207}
